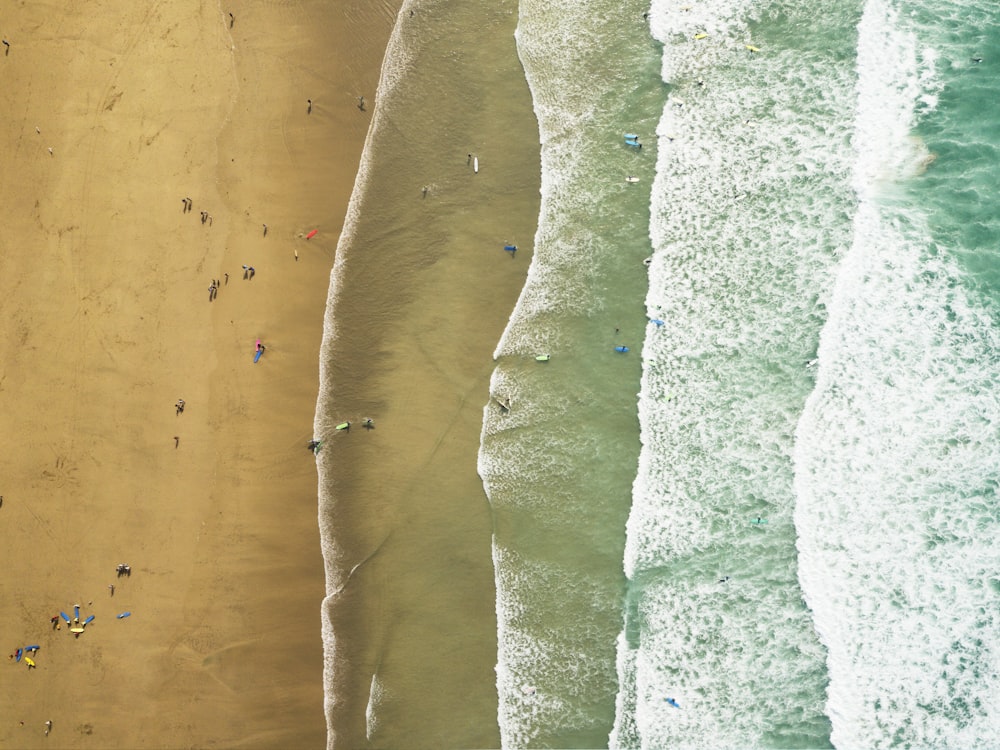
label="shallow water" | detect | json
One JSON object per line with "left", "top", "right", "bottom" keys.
{"left": 318, "top": 0, "right": 1000, "bottom": 746}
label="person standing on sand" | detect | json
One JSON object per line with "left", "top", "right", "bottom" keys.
{"left": 248, "top": 266, "right": 255, "bottom": 280}
{"left": 229, "top": 12, "right": 235, "bottom": 28}
{"left": 45, "top": 720, "right": 52, "bottom": 736}
{"left": 307, "top": 99, "right": 312, "bottom": 114}
{"left": 224, "top": 272, "right": 229, "bottom": 284}
{"left": 263, "top": 223, "right": 267, "bottom": 237}
{"left": 174, "top": 436, "right": 179, "bottom": 448}
{"left": 358, "top": 95, "right": 365, "bottom": 111}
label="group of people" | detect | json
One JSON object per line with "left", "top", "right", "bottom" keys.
{"left": 115, "top": 563, "right": 132, "bottom": 578}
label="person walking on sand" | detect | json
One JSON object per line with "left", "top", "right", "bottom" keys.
{"left": 263, "top": 223, "right": 267, "bottom": 237}
{"left": 2, "top": 40, "right": 9, "bottom": 56}
{"left": 358, "top": 95, "right": 365, "bottom": 111}
{"left": 108, "top": 584, "right": 115, "bottom": 596}
{"left": 243, "top": 264, "right": 249, "bottom": 279}
{"left": 174, "top": 435, "right": 180, "bottom": 448}
{"left": 45, "top": 721, "right": 52, "bottom": 736}
{"left": 208, "top": 282, "right": 216, "bottom": 301}
{"left": 248, "top": 266, "right": 255, "bottom": 280}
{"left": 224, "top": 272, "right": 229, "bottom": 285}
{"left": 229, "top": 12, "right": 235, "bottom": 28}
{"left": 307, "top": 99, "right": 312, "bottom": 114}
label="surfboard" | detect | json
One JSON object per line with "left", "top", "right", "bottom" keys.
{"left": 82, "top": 615, "right": 95, "bottom": 627}
{"left": 116, "top": 612, "right": 131, "bottom": 619}
{"left": 15, "top": 648, "right": 22, "bottom": 662}
{"left": 625, "top": 176, "right": 640, "bottom": 183}
{"left": 474, "top": 156, "right": 479, "bottom": 173}
{"left": 650, "top": 319, "right": 665, "bottom": 326}
{"left": 306, "top": 229, "right": 318, "bottom": 239}
{"left": 750, "top": 518, "right": 768, "bottom": 525}
{"left": 69, "top": 627, "right": 85, "bottom": 634}
{"left": 335, "top": 421, "right": 350, "bottom": 431}
{"left": 24, "top": 657, "right": 35, "bottom": 668}
{"left": 745, "top": 44, "right": 760, "bottom": 52}
{"left": 615, "top": 346, "right": 630, "bottom": 353}
{"left": 59, "top": 612, "right": 71, "bottom": 624}
{"left": 694, "top": 32, "right": 708, "bottom": 39}
{"left": 254, "top": 348, "right": 263, "bottom": 363}
{"left": 666, "top": 698, "right": 681, "bottom": 709}
{"left": 535, "top": 354, "right": 551, "bottom": 362}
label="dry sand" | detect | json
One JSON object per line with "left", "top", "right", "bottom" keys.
{"left": 0, "top": 1, "right": 397, "bottom": 747}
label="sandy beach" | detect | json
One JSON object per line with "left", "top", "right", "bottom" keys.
{"left": 0, "top": 1, "right": 396, "bottom": 747}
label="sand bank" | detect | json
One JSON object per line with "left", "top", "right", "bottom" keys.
{"left": 0, "top": 1, "right": 395, "bottom": 747}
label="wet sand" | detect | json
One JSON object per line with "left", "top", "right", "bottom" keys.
{"left": 0, "top": 1, "right": 396, "bottom": 747}
{"left": 315, "top": 0, "right": 541, "bottom": 746}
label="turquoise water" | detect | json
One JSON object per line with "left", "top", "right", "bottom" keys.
{"left": 319, "top": 0, "right": 1000, "bottom": 746}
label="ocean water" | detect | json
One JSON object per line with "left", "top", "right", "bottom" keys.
{"left": 318, "top": 0, "right": 1000, "bottom": 746}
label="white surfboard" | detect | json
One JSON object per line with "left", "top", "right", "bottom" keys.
{"left": 625, "top": 176, "right": 640, "bottom": 183}
{"left": 474, "top": 156, "right": 479, "bottom": 173}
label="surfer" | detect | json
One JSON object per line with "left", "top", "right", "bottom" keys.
{"left": 358, "top": 95, "right": 365, "bottom": 111}
{"left": 307, "top": 440, "right": 321, "bottom": 452}
{"left": 362, "top": 419, "right": 374, "bottom": 429}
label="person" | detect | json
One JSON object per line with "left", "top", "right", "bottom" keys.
{"left": 307, "top": 440, "right": 320, "bottom": 451}
{"left": 363, "top": 418, "right": 374, "bottom": 429}
{"left": 176, "top": 398, "right": 185, "bottom": 415}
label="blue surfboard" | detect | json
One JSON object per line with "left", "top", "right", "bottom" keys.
{"left": 615, "top": 346, "right": 629, "bottom": 353}
{"left": 254, "top": 348, "right": 264, "bottom": 363}
{"left": 116, "top": 612, "right": 131, "bottom": 619}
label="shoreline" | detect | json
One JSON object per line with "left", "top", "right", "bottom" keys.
{"left": 0, "top": 1, "right": 395, "bottom": 747}
{"left": 315, "top": 0, "right": 542, "bottom": 745}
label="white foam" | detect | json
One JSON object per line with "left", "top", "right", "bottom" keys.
{"left": 794, "top": 2, "right": 1000, "bottom": 747}
{"left": 617, "top": 0, "right": 860, "bottom": 745}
